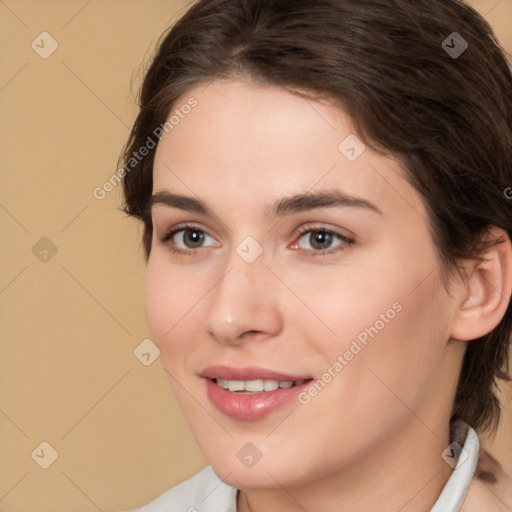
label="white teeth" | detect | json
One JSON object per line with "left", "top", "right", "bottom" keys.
{"left": 228, "top": 380, "right": 245, "bottom": 392}
{"left": 217, "top": 378, "right": 229, "bottom": 389}
{"left": 263, "top": 379, "right": 279, "bottom": 391}
{"left": 244, "top": 379, "right": 264, "bottom": 391}
{"left": 215, "top": 378, "right": 305, "bottom": 392}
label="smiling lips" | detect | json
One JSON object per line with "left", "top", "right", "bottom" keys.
{"left": 201, "top": 365, "right": 313, "bottom": 420}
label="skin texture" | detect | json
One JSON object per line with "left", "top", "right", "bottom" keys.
{"left": 145, "top": 78, "right": 512, "bottom": 512}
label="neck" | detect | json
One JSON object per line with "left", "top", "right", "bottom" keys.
{"left": 237, "top": 418, "right": 455, "bottom": 512}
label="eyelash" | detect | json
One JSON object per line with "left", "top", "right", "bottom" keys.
{"left": 159, "top": 222, "right": 355, "bottom": 257}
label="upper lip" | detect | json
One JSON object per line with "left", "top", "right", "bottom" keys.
{"left": 201, "top": 365, "right": 312, "bottom": 381}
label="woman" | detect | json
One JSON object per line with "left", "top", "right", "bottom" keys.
{"left": 119, "top": 0, "right": 512, "bottom": 510}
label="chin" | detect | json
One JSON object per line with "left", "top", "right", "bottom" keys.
{"left": 206, "top": 449, "right": 314, "bottom": 491}
{"left": 212, "top": 463, "right": 289, "bottom": 490}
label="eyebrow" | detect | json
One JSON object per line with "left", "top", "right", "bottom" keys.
{"left": 149, "top": 189, "right": 383, "bottom": 218}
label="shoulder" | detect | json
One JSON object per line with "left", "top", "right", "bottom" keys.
{"left": 127, "top": 466, "right": 238, "bottom": 512}
{"left": 461, "top": 475, "right": 512, "bottom": 512}
{"left": 460, "top": 431, "right": 512, "bottom": 512}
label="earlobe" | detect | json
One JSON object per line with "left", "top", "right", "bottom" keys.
{"left": 450, "top": 227, "right": 512, "bottom": 341}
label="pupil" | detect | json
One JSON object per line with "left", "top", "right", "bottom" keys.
{"left": 311, "top": 231, "right": 332, "bottom": 250}
{"left": 185, "top": 230, "right": 204, "bottom": 248}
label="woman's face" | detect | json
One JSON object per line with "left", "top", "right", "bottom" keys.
{"left": 146, "top": 78, "right": 463, "bottom": 489}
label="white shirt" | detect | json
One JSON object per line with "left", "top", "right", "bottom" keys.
{"left": 130, "top": 422, "right": 479, "bottom": 512}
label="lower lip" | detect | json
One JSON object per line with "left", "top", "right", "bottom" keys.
{"left": 205, "top": 379, "right": 312, "bottom": 421}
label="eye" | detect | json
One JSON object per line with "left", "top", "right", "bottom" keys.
{"left": 159, "top": 223, "right": 354, "bottom": 257}
{"left": 292, "top": 226, "right": 354, "bottom": 255}
{"left": 160, "top": 223, "right": 218, "bottom": 254}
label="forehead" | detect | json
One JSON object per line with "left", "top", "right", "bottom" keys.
{"left": 156, "top": 79, "right": 343, "bottom": 172}
{"left": 151, "top": 78, "right": 427, "bottom": 224}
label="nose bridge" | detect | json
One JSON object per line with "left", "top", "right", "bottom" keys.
{"left": 203, "top": 245, "right": 281, "bottom": 344}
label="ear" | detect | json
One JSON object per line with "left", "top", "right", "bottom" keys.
{"left": 450, "top": 226, "right": 512, "bottom": 341}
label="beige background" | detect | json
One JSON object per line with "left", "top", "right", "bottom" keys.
{"left": 0, "top": 1, "right": 511, "bottom": 510}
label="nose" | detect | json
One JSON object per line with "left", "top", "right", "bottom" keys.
{"left": 203, "top": 253, "right": 283, "bottom": 346}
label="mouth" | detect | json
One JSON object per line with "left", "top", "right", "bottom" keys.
{"left": 213, "top": 378, "right": 308, "bottom": 393}
{"left": 201, "top": 365, "right": 314, "bottom": 420}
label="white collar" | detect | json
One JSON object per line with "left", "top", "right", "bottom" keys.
{"left": 431, "top": 421, "right": 480, "bottom": 512}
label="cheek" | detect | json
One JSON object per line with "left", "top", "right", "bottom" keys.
{"left": 280, "top": 257, "right": 411, "bottom": 357}
{"left": 144, "top": 254, "right": 215, "bottom": 381}
{"left": 296, "top": 242, "right": 451, "bottom": 400}
{"left": 144, "top": 259, "right": 169, "bottom": 342}
{"left": 144, "top": 256, "right": 190, "bottom": 349}
{"left": 338, "top": 269, "right": 451, "bottom": 420}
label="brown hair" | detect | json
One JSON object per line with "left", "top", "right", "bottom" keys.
{"left": 119, "top": 0, "right": 512, "bottom": 435}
